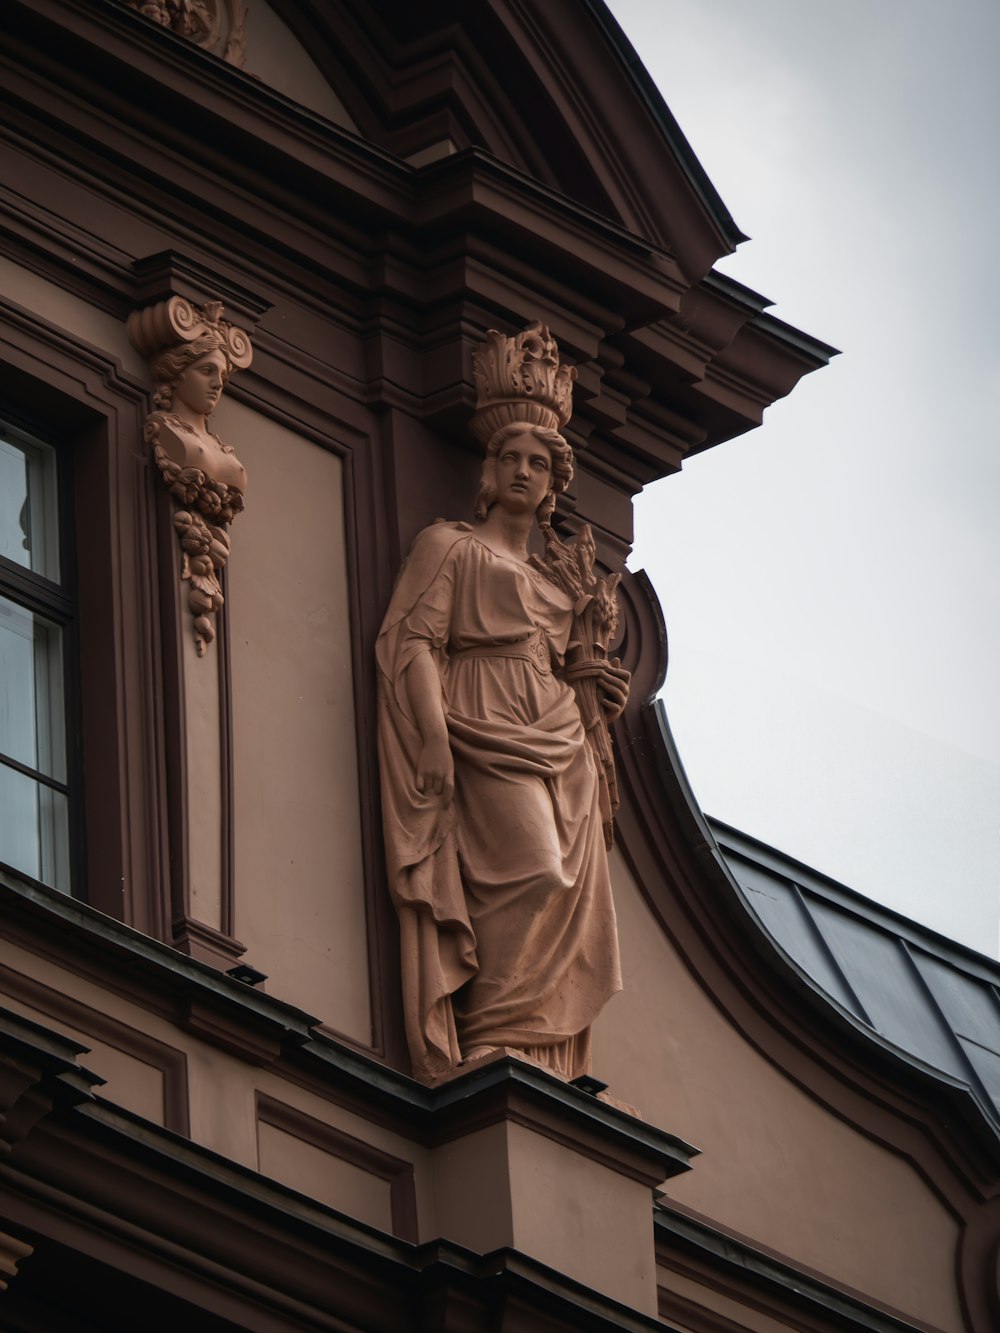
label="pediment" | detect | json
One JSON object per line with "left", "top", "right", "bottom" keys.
{"left": 266, "top": 0, "right": 744, "bottom": 282}
{"left": 242, "top": 1, "right": 359, "bottom": 129}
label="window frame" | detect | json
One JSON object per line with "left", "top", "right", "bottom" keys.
{"left": 0, "top": 302, "right": 171, "bottom": 939}
{"left": 0, "top": 413, "right": 83, "bottom": 896}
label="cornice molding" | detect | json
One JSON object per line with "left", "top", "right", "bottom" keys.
{"left": 0, "top": 983, "right": 686, "bottom": 1330}
{"left": 655, "top": 1203, "right": 930, "bottom": 1333}
{"left": 0, "top": 863, "right": 694, "bottom": 1185}
{"left": 0, "top": 0, "right": 826, "bottom": 474}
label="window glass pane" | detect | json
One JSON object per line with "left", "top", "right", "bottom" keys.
{"left": 0, "top": 593, "right": 66, "bottom": 782}
{"left": 0, "top": 761, "right": 70, "bottom": 892}
{"left": 0, "top": 426, "right": 60, "bottom": 581}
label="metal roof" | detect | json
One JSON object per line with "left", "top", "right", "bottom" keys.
{"left": 710, "top": 818, "right": 1000, "bottom": 1133}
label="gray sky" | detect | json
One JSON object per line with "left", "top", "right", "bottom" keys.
{"left": 608, "top": 0, "right": 1000, "bottom": 955}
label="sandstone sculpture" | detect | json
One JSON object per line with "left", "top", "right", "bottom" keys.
{"left": 124, "top": 0, "right": 247, "bottom": 66}
{"left": 377, "top": 322, "right": 628, "bottom": 1083}
{"left": 128, "top": 297, "right": 252, "bottom": 655}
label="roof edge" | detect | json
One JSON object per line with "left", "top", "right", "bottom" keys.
{"left": 708, "top": 816, "right": 1000, "bottom": 981}
{"left": 581, "top": 0, "right": 748, "bottom": 251}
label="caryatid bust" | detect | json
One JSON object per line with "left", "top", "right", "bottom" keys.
{"left": 377, "top": 322, "right": 629, "bottom": 1084}
{"left": 128, "top": 297, "right": 252, "bottom": 655}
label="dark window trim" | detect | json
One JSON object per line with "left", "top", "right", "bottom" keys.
{"left": 0, "top": 752, "right": 70, "bottom": 795}
{"left": 0, "top": 415, "right": 81, "bottom": 896}
{"left": 0, "top": 299, "right": 172, "bottom": 939}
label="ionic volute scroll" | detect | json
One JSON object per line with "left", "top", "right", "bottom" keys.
{"left": 128, "top": 296, "right": 252, "bottom": 656}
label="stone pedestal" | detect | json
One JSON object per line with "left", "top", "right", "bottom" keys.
{"left": 428, "top": 1055, "right": 696, "bottom": 1316}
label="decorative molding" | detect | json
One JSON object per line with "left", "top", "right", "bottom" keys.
{"left": 0, "top": 1088, "right": 672, "bottom": 1331}
{"left": 128, "top": 294, "right": 253, "bottom": 656}
{"left": 123, "top": 0, "right": 248, "bottom": 67}
{"left": 0, "top": 1006, "right": 101, "bottom": 1155}
{"left": 0, "top": 297, "right": 171, "bottom": 942}
{"left": 0, "top": 962, "right": 190, "bottom": 1135}
{"left": 131, "top": 251, "right": 272, "bottom": 333}
{"left": 256, "top": 1093, "right": 419, "bottom": 1242}
{"left": 0, "top": 1229, "right": 33, "bottom": 1291}
{"left": 655, "top": 1203, "right": 928, "bottom": 1333}
{"left": 170, "top": 914, "right": 246, "bottom": 971}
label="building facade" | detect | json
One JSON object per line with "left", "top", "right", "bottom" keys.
{"left": 1, "top": 2, "right": 997, "bottom": 1329}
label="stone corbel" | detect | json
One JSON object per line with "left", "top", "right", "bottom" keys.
{"left": 124, "top": 0, "right": 248, "bottom": 66}
{"left": 0, "top": 1231, "right": 33, "bottom": 1292}
{"left": 0, "top": 1010, "right": 103, "bottom": 1290}
{"left": 128, "top": 294, "right": 253, "bottom": 657}
{"left": 0, "top": 1007, "right": 102, "bottom": 1158}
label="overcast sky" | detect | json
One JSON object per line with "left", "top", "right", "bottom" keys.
{"left": 608, "top": 0, "right": 1000, "bottom": 956}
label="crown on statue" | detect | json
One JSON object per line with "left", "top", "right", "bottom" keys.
{"left": 470, "top": 321, "right": 576, "bottom": 448}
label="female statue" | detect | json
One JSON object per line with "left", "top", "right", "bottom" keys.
{"left": 128, "top": 298, "right": 252, "bottom": 655}
{"left": 378, "top": 324, "right": 628, "bottom": 1083}
{"left": 148, "top": 337, "right": 247, "bottom": 498}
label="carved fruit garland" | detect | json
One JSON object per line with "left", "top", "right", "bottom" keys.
{"left": 146, "top": 417, "right": 244, "bottom": 655}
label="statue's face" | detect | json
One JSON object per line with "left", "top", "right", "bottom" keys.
{"left": 174, "top": 348, "right": 228, "bottom": 418}
{"left": 494, "top": 433, "right": 552, "bottom": 514}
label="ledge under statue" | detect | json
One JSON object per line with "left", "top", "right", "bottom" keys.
{"left": 377, "top": 322, "right": 630, "bottom": 1085}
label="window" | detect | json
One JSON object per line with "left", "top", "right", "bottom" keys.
{"left": 0, "top": 419, "right": 74, "bottom": 893}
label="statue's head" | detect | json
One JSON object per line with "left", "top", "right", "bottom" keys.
{"left": 151, "top": 333, "right": 233, "bottom": 414}
{"left": 474, "top": 422, "right": 573, "bottom": 524}
{"left": 470, "top": 322, "right": 577, "bottom": 526}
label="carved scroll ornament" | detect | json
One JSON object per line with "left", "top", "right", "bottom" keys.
{"left": 128, "top": 297, "right": 252, "bottom": 656}
{"left": 125, "top": 0, "right": 247, "bottom": 66}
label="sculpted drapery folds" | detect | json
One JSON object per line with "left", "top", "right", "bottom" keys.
{"left": 128, "top": 297, "right": 252, "bottom": 656}
{"left": 377, "top": 322, "right": 629, "bottom": 1084}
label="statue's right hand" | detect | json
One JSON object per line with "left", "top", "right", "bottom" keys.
{"left": 416, "top": 738, "right": 455, "bottom": 803}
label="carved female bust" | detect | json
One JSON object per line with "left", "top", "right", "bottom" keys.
{"left": 148, "top": 341, "right": 247, "bottom": 498}
{"left": 128, "top": 296, "right": 252, "bottom": 655}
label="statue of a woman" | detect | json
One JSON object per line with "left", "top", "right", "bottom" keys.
{"left": 129, "top": 297, "right": 252, "bottom": 656}
{"left": 378, "top": 324, "right": 628, "bottom": 1083}
{"left": 148, "top": 338, "right": 247, "bottom": 497}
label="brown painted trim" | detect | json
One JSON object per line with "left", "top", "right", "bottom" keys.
{"left": 340, "top": 441, "right": 394, "bottom": 1064}
{"left": 0, "top": 1019, "right": 670, "bottom": 1332}
{"left": 0, "top": 298, "right": 170, "bottom": 942}
{"left": 217, "top": 569, "right": 237, "bottom": 946}
{"left": 154, "top": 481, "right": 189, "bottom": 946}
{"left": 410, "top": 1065, "right": 693, "bottom": 1189}
{"left": 655, "top": 1203, "right": 934, "bottom": 1333}
{"left": 956, "top": 1195, "right": 1000, "bottom": 1333}
{"left": 1, "top": 863, "right": 697, "bottom": 1202}
{"left": 172, "top": 918, "right": 246, "bottom": 971}
{"left": 0, "top": 962, "right": 189, "bottom": 1136}
{"left": 255, "top": 1092, "right": 418, "bottom": 1243}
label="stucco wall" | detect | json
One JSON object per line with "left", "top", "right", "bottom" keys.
{"left": 220, "top": 398, "right": 370, "bottom": 1042}
{"left": 593, "top": 849, "right": 965, "bottom": 1330}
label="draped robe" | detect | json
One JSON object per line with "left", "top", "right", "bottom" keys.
{"left": 377, "top": 521, "right": 621, "bottom": 1081}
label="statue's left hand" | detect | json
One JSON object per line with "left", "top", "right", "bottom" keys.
{"left": 565, "top": 657, "right": 630, "bottom": 719}
{"left": 597, "top": 658, "right": 630, "bottom": 719}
